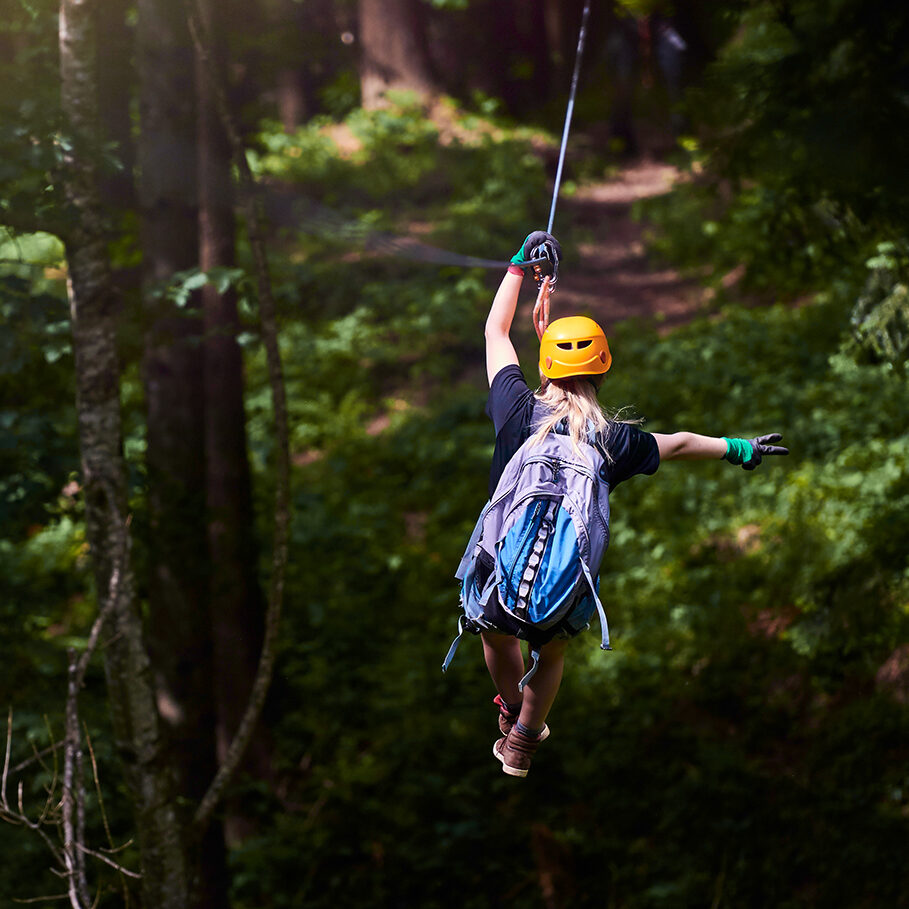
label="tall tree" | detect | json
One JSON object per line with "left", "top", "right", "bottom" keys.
{"left": 136, "top": 0, "right": 208, "bottom": 790}
{"left": 58, "top": 0, "right": 190, "bottom": 902}
{"left": 135, "top": 0, "right": 226, "bottom": 902}
{"left": 196, "top": 0, "right": 270, "bottom": 846}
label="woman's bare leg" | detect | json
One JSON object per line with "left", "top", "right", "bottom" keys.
{"left": 518, "top": 639, "right": 568, "bottom": 732}
{"left": 481, "top": 632, "right": 525, "bottom": 706}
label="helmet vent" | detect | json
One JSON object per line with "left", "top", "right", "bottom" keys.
{"left": 576, "top": 340, "right": 592, "bottom": 349}
{"left": 556, "top": 342, "right": 573, "bottom": 350}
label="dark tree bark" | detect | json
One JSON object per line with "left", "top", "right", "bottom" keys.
{"left": 196, "top": 0, "right": 270, "bottom": 847}
{"left": 135, "top": 0, "right": 226, "bottom": 903}
{"left": 58, "top": 0, "right": 190, "bottom": 903}
{"left": 358, "top": 0, "right": 437, "bottom": 109}
{"left": 136, "top": 0, "right": 208, "bottom": 788}
{"left": 188, "top": 0, "right": 290, "bottom": 842}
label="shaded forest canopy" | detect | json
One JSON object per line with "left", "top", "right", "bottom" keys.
{"left": 1, "top": 1, "right": 908, "bottom": 907}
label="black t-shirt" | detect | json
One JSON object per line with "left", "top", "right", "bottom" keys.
{"left": 485, "top": 364, "right": 660, "bottom": 496}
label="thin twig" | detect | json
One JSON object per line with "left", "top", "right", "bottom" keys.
{"left": 2, "top": 708, "right": 12, "bottom": 811}
{"left": 74, "top": 844, "right": 143, "bottom": 880}
{"left": 74, "top": 488, "right": 130, "bottom": 691}
{"left": 83, "top": 730, "right": 114, "bottom": 851}
{"left": 12, "top": 741, "right": 64, "bottom": 776}
{"left": 62, "top": 650, "right": 88, "bottom": 908}
{"left": 75, "top": 739, "right": 89, "bottom": 905}
{"left": 85, "top": 729, "right": 134, "bottom": 905}
{"left": 11, "top": 894, "right": 70, "bottom": 904}
{"left": 39, "top": 715, "right": 60, "bottom": 825}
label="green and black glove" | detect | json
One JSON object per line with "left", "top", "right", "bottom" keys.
{"left": 511, "top": 230, "right": 562, "bottom": 287}
{"left": 723, "top": 434, "right": 789, "bottom": 470}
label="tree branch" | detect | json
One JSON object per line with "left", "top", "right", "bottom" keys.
{"left": 74, "top": 844, "right": 143, "bottom": 880}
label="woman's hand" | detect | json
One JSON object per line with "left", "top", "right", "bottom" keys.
{"left": 533, "top": 276, "right": 552, "bottom": 340}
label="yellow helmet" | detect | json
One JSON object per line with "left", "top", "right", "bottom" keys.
{"left": 539, "top": 316, "right": 612, "bottom": 379}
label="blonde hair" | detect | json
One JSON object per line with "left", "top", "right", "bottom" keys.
{"left": 529, "top": 376, "right": 615, "bottom": 461}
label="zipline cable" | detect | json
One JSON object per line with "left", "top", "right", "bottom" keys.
{"left": 547, "top": 0, "right": 592, "bottom": 234}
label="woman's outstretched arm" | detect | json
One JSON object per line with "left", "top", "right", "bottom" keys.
{"left": 653, "top": 432, "right": 789, "bottom": 468}
{"left": 652, "top": 432, "right": 727, "bottom": 461}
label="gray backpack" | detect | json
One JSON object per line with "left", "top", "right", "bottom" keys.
{"left": 443, "top": 427, "right": 612, "bottom": 689}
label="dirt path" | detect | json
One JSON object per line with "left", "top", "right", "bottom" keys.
{"left": 531, "top": 161, "right": 705, "bottom": 333}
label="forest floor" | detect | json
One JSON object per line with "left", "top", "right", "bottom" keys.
{"left": 522, "top": 159, "right": 709, "bottom": 336}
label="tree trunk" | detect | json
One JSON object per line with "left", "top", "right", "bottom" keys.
{"left": 358, "top": 0, "right": 436, "bottom": 109}
{"left": 58, "top": 0, "right": 190, "bottom": 904}
{"left": 196, "top": 0, "right": 270, "bottom": 847}
{"left": 136, "top": 0, "right": 224, "bottom": 902}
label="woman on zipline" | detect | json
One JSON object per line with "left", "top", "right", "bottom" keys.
{"left": 471, "top": 230, "right": 788, "bottom": 777}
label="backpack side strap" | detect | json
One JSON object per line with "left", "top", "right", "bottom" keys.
{"left": 518, "top": 648, "right": 541, "bottom": 691}
{"left": 442, "top": 615, "right": 475, "bottom": 673}
{"left": 579, "top": 556, "right": 611, "bottom": 651}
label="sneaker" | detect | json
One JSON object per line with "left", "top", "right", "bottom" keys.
{"left": 493, "top": 695, "right": 550, "bottom": 740}
{"left": 493, "top": 726, "right": 547, "bottom": 777}
{"left": 493, "top": 694, "right": 519, "bottom": 735}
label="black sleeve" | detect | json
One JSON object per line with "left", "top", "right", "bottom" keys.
{"left": 603, "top": 423, "right": 660, "bottom": 488}
{"left": 486, "top": 364, "right": 534, "bottom": 435}
{"left": 485, "top": 365, "right": 538, "bottom": 497}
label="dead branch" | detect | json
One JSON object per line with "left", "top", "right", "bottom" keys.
{"left": 74, "top": 844, "right": 143, "bottom": 880}
{"left": 11, "top": 894, "right": 70, "bottom": 904}
{"left": 62, "top": 650, "right": 91, "bottom": 908}
{"left": 12, "top": 741, "right": 63, "bottom": 776}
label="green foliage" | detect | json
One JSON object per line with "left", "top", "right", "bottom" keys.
{"left": 0, "top": 0, "right": 62, "bottom": 233}
{"left": 639, "top": 0, "right": 909, "bottom": 329}
{"left": 848, "top": 241, "right": 909, "bottom": 369}
{"left": 689, "top": 1, "right": 909, "bottom": 226}
{"left": 248, "top": 98, "right": 551, "bottom": 254}
{"left": 225, "top": 287, "right": 909, "bottom": 907}
{"left": 0, "top": 275, "right": 76, "bottom": 533}
{"left": 215, "top": 71, "right": 909, "bottom": 908}
{"left": 231, "top": 113, "right": 909, "bottom": 899}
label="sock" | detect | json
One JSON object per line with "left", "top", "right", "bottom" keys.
{"left": 515, "top": 720, "right": 543, "bottom": 738}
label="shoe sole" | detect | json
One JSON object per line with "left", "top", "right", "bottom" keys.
{"left": 493, "top": 741, "right": 529, "bottom": 777}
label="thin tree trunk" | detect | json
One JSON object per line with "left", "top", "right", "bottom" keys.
{"left": 58, "top": 1, "right": 189, "bottom": 904}
{"left": 196, "top": 0, "right": 270, "bottom": 847}
{"left": 136, "top": 0, "right": 232, "bottom": 904}
{"left": 136, "top": 0, "right": 212, "bottom": 807}
{"left": 188, "top": 2, "right": 289, "bottom": 839}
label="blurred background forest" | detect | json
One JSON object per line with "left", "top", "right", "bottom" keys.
{"left": 1, "top": 0, "right": 908, "bottom": 906}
